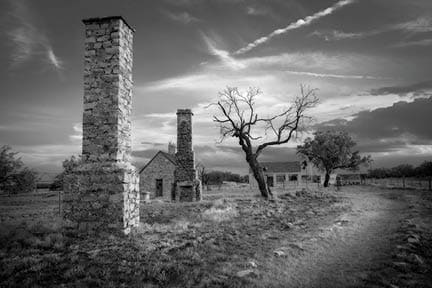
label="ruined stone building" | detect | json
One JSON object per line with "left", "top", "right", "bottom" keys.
{"left": 139, "top": 109, "right": 201, "bottom": 202}
{"left": 139, "top": 143, "right": 177, "bottom": 200}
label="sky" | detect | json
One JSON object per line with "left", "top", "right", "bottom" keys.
{"left": 1, "top": 0, "right": 432, "bottom": 178}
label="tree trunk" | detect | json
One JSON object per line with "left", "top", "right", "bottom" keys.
{"left": 247, "top": 156, "right": 270, "bottom": 199}
{"left": 429, "top": 176, "right": 431, "bottom": 191}
{"left": 324, "top": 172, "right": 330, "bottom": 187}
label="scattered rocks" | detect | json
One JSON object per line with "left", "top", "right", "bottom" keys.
{"left": 407, "top": 236, "right": 420, "bottom": 244}
{"left": 236, "top": 269, "right": 255, "bottom": 277}
{"left": 392, "top": 261, "right": 409, "bottom": 271}
{"left": 273, "top": 249, "right": 286, "bottom": 257}
{"left": 248, "top": 260, "right": 257, "bottom": 268}
{"left": 289, "top": 242, "right": 304, "bottom": 251}
{"left": 407, "top": 253, "right": 424, "bottom": 265}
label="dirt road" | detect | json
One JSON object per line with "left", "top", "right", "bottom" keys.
{"left": 264, "top": 187, "right": 432, "bottom": 288}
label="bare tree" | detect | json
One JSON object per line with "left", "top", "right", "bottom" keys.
{"left": 196, "top": 162, "right": 209, "bottom": 190}
{"left": 211, "top": 85, "right": 318, "bottom": 199}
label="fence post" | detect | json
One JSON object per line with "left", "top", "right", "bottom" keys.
{"left": 58, "top": 190, "right": 61, "bottom": 216}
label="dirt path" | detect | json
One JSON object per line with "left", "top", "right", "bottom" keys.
{"left": 266, "top": 188, "right": 410, "bottom": 287}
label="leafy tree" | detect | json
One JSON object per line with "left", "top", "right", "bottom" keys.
{"left": 391, "top": 164, "right": 415, "bottom": 178}
{"left": 0, "top": 145, "right": 38, "bottom": 195}
{"left": 297, "top": 130, "right": 371, "bottom": 187}
{"left": 211, "top": 85, "right": 318, "bottom": 199}
{"left": 51, "top": 155, "right": 81, "bottom": 190}
{"left": 417, "top": 161, "right": 432, "bottom": 191}
{"left": 206, "top": 171, "right": 224, "bottom": 186}
{"left": 417, "top": 161, "right": 432, "bottom": 177}
{"left": 368, "top": 168, "right": 390, "bottom": 179}
{"left": 8, "top": 168, "right": 38, "bottom": 194}
{"left": 0, "top": 145, "right": 23, "bottom": 193}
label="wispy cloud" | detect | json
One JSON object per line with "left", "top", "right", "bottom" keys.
{"left": 234, "top": 0, "right": 356, "bottom": 55}
{"left": 200, "top": 36, "right": 388, "bottom": 80}
{"left": 284, "top": 70, "right": 386, "bottom": 80}
{"left": 47, "top": 48, "right": 63, "bottom": 69}
{"left": 310, "top": 29, "right": 382, "bottom": 41}
{"left": 7, "top": 0, "right": 63, "bottom": 71}
{"left": 370, "top": 80, "right": 432, "bottom": 96}
{"left": 164, "top": 10, "right": 200, "bottom": 24}
{"left": 246, "top": 6, "right": 270, "bottom": 16}
{"left": 395, "top": 16, "right": 432, "bottom": 33}
{"left": 69, "top": 122, "right": 82, "bottom": 143}
{"left": 392, "top": 38, "right": 432, "bottom": 48}
{"left": 201, "top": 33, "right": 245, "bottom": 70}
{"left": 311, "top": 16, "right": 432, "bottom": 42}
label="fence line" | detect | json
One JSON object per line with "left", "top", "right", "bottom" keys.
{"left": 365, "top": 177, "right": 432, "bottom": 190}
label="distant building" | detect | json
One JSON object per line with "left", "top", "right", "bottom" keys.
{"left": 249, "top": 161, "right": 367, "bottom": 188}
{"left": 333, "top": 168, "right": 367, "bottom": 185}
{"left": 249, "top": 161, "right": 316, "bottom": 189}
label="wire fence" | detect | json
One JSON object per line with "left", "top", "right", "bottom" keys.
{"left": 365, "top": 177, "right": 432, "bottom": 190}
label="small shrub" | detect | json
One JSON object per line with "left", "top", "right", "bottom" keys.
{"left": 202, "top": 200, "right": 238, "bottom": 222}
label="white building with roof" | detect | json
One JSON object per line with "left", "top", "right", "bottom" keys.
{"left": 249, "top": 161, "right": 367, "bottom": 189}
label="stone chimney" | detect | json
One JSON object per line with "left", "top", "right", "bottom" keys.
{"left": 176, "top": 109, "right": 195, "bottom": 180}
{"left": 174, "top": 109, "right": 201, "bottom": 201}
{"left": 81, "top": 16, "right": 135, "bottom": 164}
{"left": 168, "top": 141, "right": 176, "bottom": 155}
{"left": 63, "top": 16, "right": 140, "bottom": 235}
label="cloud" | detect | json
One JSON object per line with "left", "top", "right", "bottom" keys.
{"left": 395, "top": 16, "right": 432, "bottom": 33}
{"left": 7, "top": 0, "right": 63, "bottom": 71}
{"left": 392, "top": 38, "right": 432, "bottom": 48}
{"left": 311, "top": 96, "right": 432, "bottom": 167}
{"left": 69, "top": 122, "right": 82, "bottom": 143}
{"left": 310, "top": 16, "right": 432, "bottom": 43}
{"left": 163, "top": 11, "right": 200, "bottom": 24}
{"left": 246, "top": 6, "right": 270, "bottom": 16}
{"left": 201, "top": 33, "right": 245, "bottom": 70}
{"left": 314, "top": 96, "right": 432, "bottom": 143}
{"left": 310, "top": 29, "right": 382, "bottom": 41}
{"left": 284, "top": 70, "right": 385, "bottom": 80}
{"left": 234, "top": 0, "right": 356, "bottom": 55}
{"left": 199, "top": 30, "right": 389, "bottom": 77}
{"left": 370, "top": 80, "right": 432, "bottom": 96}
{"left": 47, "top": 48, "right": 63, "bottom": 69}
{"left": 154, "top": 43, "right": 389, "bottom": 83}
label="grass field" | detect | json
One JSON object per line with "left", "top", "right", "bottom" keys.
{"left": 1, "top": 185, "right": 431, "bottom": 287}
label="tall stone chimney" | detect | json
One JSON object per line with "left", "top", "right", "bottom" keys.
{"left": 63, "top": 16, "right": 140, "bottom": 235}
{"left": 168, "top": 142, "right": 176, "bottom": 155}
{"left": 174, "top": 109, "right": 201, "bottom": 201}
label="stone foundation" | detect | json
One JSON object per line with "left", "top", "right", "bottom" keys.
{"left": 63, "top": 163, "right": 139, "bottom": 234}
{"left": 175, "top": 180, "right": 202, "bottom": 202}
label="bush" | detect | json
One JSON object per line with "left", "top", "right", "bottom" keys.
{"left": 0, "top": 146, "right": 38, "bottom": 195}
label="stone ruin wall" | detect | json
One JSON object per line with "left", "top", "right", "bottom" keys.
{"left": 174, "top": 109, "right": 201, "bottom": 201}
{"left": 139, "top": 154, "right": 176, "bottom": 201}
{"left": 63, "top": 16, "right": 140, "bottom": 235}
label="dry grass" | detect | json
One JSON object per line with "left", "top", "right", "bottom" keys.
{"left": 202, "top": 199, "right": 239, "bottom": 222}
{"left": 0, "top": 187, "right": 346, "bottom": 287}
{"left": 1, "top": 186, "right": 431, "bottom": 287}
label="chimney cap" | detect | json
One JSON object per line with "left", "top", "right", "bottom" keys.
{"left": 82, "top": 16, "right": 136, "bottom": 32}
{"left": 176, "top": 109, "right": 193, "bottom": 115}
